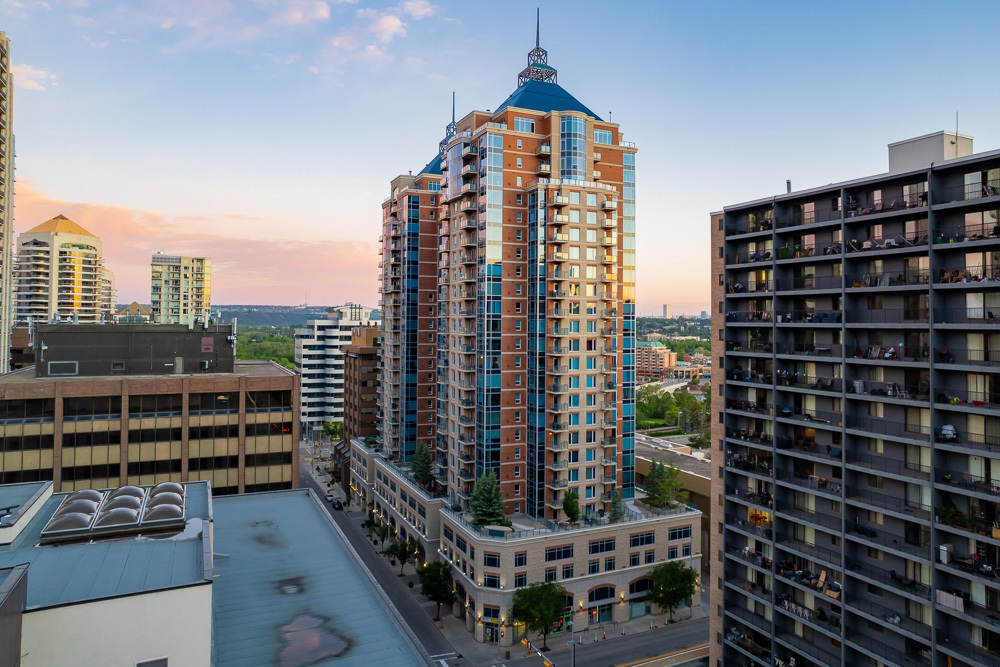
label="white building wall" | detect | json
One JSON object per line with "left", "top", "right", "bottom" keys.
{"left": 21, "top": 583, "right": 212, "bottom": 667}
{"left": 295, "top": 304, "right": 379, "bottom": 439}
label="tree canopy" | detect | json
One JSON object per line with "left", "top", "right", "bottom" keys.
{"left": 609, "top": 489, "right": 624, "bottom": 522}
{"left": 418, "top": 561, "right": 456, "bottom": 621}
{"left": 645, "top": 460, "right": 689, "bottom": 508}
{"left": 647, "top": 561, "right": 698, "bottom": 621}
{"left": 410, "top": 443, "right": 433, "bottom": 489}
{"left": 470, "top": 471, "right": 508, "bottom": 526}
{"left": 562, "top": 491, "right": 581, "bottom": 523}
{"left": 511, "top": 581, "right": 567, "bottom": 650}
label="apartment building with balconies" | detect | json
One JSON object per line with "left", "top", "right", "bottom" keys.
{"left": 710, "top": 131, "right": 1000, "bottom": 667}
{"left": 0, "top": 33, "right": 13, "bottom": 373}
{"left": 14, "top": 215, "right": 114, "bottom": 326}
{"left": 294, "top": 303, "right": 378, "bottom": 442}
{"left": 361, "top": 20, "right": 708, "bottom": 648}
{"left": 150, "top": 252, "right": 211, "bottom": 325}
{"left": 426, "top": 30, "right": 636, "bottom": 522}
{"left": 380, "top": 166, "right": 441, "bottom": 462}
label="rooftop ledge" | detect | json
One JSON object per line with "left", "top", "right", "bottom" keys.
{"left": 442, "top": 501, "right": 699, "bottom": 542}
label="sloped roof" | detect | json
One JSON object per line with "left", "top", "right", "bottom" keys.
{"left": 417, "top": 151, "right": 443, "bottom": 176}
{"left": 26, "top": 214, "right": 95, "bottom": 237}
{"left": 495, "top": 80, "right": 601, "bottom": 120}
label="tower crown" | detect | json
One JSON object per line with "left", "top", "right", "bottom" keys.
{"left": 517, "top": 9, "right": 556, "bottom": 87}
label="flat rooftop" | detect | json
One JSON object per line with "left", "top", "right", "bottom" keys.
{"left": 0, "top": 359, "right": 293, "bottom": 385}
{"left": 635, "top": 442, "right": 712, "bottom": 478}
{"left": 0, "top": 481, "right": 212, "bottom": 609}
{"left": 211, "top": 489, "right": 427, "bottom": 667}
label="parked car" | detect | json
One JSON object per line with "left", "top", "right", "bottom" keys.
{"left": 325, "top": 489, "right": 334, "bottom": 502}
{"left": 332, "top": 499, "right": 344, "bottom": 511}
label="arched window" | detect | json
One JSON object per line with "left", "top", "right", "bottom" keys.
{"left": 629, "top": 578, "right": 653, "bottom": 597}
{"left": 588, "top": 586, "right": 615, "bottom": 604}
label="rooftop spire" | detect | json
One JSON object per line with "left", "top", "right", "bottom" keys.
{"left": 518, "top": 8, "right": 556, "bottom": 87}
{"left": 440, "top": 92, "right": 457, "bottom": 153}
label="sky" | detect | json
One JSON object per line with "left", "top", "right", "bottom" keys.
{"left": 5, "top": 0, "right": 1000, "bottom": 313}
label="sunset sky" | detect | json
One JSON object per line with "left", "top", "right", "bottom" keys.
{"left": 7, "top": 0, "right": 1000, "bottom": 313}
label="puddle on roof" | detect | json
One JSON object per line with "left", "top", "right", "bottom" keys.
{"left": 278, "top": 613, "right": 349, "bottom": 666}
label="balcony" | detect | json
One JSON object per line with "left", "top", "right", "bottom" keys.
{"left": 847, "top": 416, "right": 930, "bottom": 442}
{"left": 936, "top": 178, "right": 1000, "bottom": 205}
{"left": 550, "top": 195, "right": 569, "bottom": 206}
{"left": 847, "top": 522, "right": 930, "bottom": 560}
{"left": 848, "top": 307, "right": 929, "bottom": 325}
{"left": 536, "top": 163, "right": 551, "bottom": 174}
{"left": 847, "top": 451, "right": 930, "bottom": 481}
{"left": 601, "top": 200, "right": 616, "bottom": 211}
{"left": 846, "top": 560, "right": 931, "bottom": 599}
{"left": 536, "top": 143, "right": 551, "bottom": 155}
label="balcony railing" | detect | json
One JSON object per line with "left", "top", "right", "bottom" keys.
{"left": 937, "top": 263, "right": 1000, "bottom": 284}
{"left": 846, "top": 559, "right": 931, "bottom": 599}
{"left": 774, "top": 436, "right": 842, "bottom": 461}
{"left": 848, "top": 487, "right": 931, "bottom": 520}
{"left": 936, "top": 347, "right": 1000, "bottom": 366}
{"left": 848, "top": 416, "right": 931, "bottom": 441}
{"left": 725, "top": 310, "right": 773, "bottom": 323}
{"left": 936, "top": 219, "right": 1000, "bottom": 244}
{"left": 848, "top": 451, "right": 930, "bottom": 480}
{"left": 938, "top": 306, "right": 1000, "bottom": 325}
{"left": 936, "top": 178, "right": 1000, "bottom": 205}
{"left": 777, "top": 275, "right": 843, "bottom": 291}
{"left": 848, "top": 521, "right": 930, "bottom": 559}
{"left": 774, "top": 372, "right": 841, "bottom": 392}
{"left": 848, "top": 307, "right": 929, "bottom": 324}
{"left": 776, "top": 406, "right": 843, "bottom": 427}
{"left": 936, "top": 428, "right": 1000, "bottom": 454}
{"left": 847, "top": 380, "right": 930, "bottom": 402}
{"left": 847, "top": 268, "right": 929, "bottom": 288}
{"left": 938, "top": 388, "right": 1000, "bottom": 411}
{"left": 776, "top": 310, "right": 842, "bottom": 324}
{"left": 726, "top": 400, "right": 773, "bottom": 416}
{"left": 775, "top": 342, "right": 841, "bottom": 357}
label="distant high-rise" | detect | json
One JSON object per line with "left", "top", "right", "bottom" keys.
{"left": 663, "top": 303, "right": 673, "bottom": 318}
{"left": 14, "top": 215, "right": 115, "bottom": 325}
{"left": 294, "top": 303, "right": 379, "bottom": 441}
{"left": 0, "top": 33, "right": 14, "bottom": 372}
{"left": 150, "top": 252, "right": 211, "bottom": 325}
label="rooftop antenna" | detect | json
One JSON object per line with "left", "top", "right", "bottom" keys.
{"left": 535, "top": 7, "right": 540, "bottom": 49}
{"left": 452, "top": 91, "right": 456, "bottom": 124}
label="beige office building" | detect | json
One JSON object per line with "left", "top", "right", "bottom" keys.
{"left": 14, "top": 215, "right": 115, "bottom": 325}
{"left": 150, "top": 252, "right": 211, "bottom": 325}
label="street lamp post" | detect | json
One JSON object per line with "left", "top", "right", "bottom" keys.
{"left": 566, "top": 621, "right": 577, "bottom": 667}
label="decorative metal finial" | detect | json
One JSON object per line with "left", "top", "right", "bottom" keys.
{"left": 440, "top": 92, "right": 457, "bottom": 153}
{"left": 518, "top": 8, "right": 556, "bottom": 86}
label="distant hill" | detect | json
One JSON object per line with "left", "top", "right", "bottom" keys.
{"left": 215, "top": 306, "right": 333, "bottom": 328}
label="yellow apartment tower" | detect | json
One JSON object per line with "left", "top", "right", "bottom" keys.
{"left": 150, "top": 252, "right": 212, "bottom": 325}
{"left": 14, "top": 214, "right": 116, "bottom": 325}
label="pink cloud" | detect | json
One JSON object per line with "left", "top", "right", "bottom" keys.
{"left": 15, "top": 182, "right": 380, "bottom": 307}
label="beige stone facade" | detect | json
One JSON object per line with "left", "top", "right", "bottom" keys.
{"left": 352, "top": 437, "right": 702, "bottom": 647}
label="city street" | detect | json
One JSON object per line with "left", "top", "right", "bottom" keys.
{"left": 299, "top": 448, "right": 710, "bottom": 667}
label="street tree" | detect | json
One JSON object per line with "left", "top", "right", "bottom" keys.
{"left": 608, "top": 489, "right": 624, "bottom": 522}
{"left": 647, "top": 561, "right": 698, "bottom": 622}
{"left": 418, "top": 562, "right": 456, "bottom": 621}
{"left": 362, "top": 515, "right": 377, "bottom": 541}
{"left": 374, "top": 523, "right": 391, "bottom": 554}
{"left": 322, "top": 421, "right": 344, "bottom": 442}
{"left": 470, "top": 471, "right": 508, "bottom": 526}
{"left": 511, "top": 581, "right": 567, "bottom": 650}
{"left": 562, "top": 491, "right": 581, "bottom": 523}
{"left": 410, "top": 443, "right": 434, "bottom": 489}
{"left": 387, "top": 538, "right": 417, "bottom": 576}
